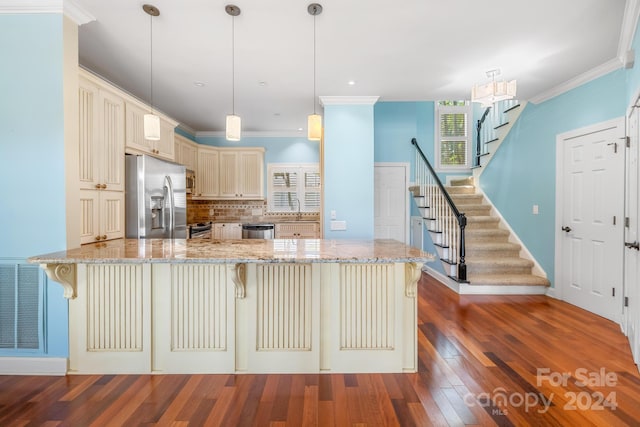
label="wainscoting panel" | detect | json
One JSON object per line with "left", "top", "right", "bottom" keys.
{"left": 69, "top": 264, "right": 151, "bottom": 374}
{"left": 243, "top": 263, "right": 320, "bottom": 373}
{"left": 152, "top": 264, "right": 235, "bottom": 373}
{"left": 339, "top": 263, "right": 394, "bottom": 350}
{"left": 256, "top": 264, "right": 312, "bottom": 351}
{"left": 86, "top": 264, "right": 143, "bottom": 352}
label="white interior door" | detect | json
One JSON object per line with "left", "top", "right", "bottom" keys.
{"left": 625, "top": 107, "right": 640, "bottom": 365}
{"left": 374, "top": 164, "right": 408, "bottom": 243}
{"left": 558, "top": 119, "right": 625, "bottom": 322}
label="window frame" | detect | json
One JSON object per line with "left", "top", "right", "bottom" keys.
{"left": 434, "top": 101, "right": 473, "bottom": 171}
{"left": 267, "top": 163, "right": 321, "bottom": 213}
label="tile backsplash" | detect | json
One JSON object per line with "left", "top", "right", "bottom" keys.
{"left": 188, "top": 199, "right": 320, "bottom": 224}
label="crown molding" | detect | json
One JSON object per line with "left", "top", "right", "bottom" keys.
{"left": 529, "top": 58, "right": 622, "bottom": 105}
{"left": 63, "top": 0, "right": 94, "bottom": 25}
{"left": 0, "top": 0, "right": 61, "bottom": 13}
{"left": 619, "top": 0, "right": 640, "bottom": 60}
{"left": 319, "top": 96, "right": 380, "bottom": 106}
{"left": 177, "top": 123, "right": 197, "bottom": 138}
{"left": 0, "top": 0, "right": 94, "bottom": 25}
{"left": 196, "top": 130, "right": 311, "bottom": 139}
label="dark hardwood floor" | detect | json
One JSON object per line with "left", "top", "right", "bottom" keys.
{"left": 1, "top": 273, "right": 640, "bottom": 426}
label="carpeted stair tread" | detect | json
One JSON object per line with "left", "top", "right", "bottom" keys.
{"left": 466, "top": 257, "right": 533, "bottom": 267}
{"left": 466, "top": 229, "right": 510, "bottom": 242}
{"left": 445, "top": 185, "right": 475, "bottom": 195}
{"left": 467, "top": 274, "right": 550, "bottom": 287}
{"left": 466, "top": 242, "right": 521, "bottom": 251}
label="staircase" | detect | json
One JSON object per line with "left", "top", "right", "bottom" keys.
{"left": 447, "top": 177, "right": 549, "bottom": 292}
{"left": 411, "top": 127, "right": 550, "bottom": 294}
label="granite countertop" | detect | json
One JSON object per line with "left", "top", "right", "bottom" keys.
{"left": 28, "top": 238, "right": 434, "bottom": 265}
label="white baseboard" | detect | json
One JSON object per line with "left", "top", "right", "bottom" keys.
{"left": 422, "top": 265, "right": 460, "bottom": 293}
{"left": 0, "top": 357, "right": 67, "bottom": 375}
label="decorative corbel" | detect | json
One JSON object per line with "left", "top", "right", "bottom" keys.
{"left": 228, "top": 263, "right": 246, "bottom": 298}
{"left": 41, "top": 263, "right": 77, "bottom": 299}
{"left": 405, "top": 262, "right": 422, "bottom": 298}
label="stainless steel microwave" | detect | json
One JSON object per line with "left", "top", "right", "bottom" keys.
{"left": 186, "top": 169, "right": 195, "bottom": 194}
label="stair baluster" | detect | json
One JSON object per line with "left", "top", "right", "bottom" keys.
{"left": 411, "top": 138, "right": 467, "bottom": 282}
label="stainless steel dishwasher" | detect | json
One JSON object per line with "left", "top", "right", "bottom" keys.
{"left": 242, "top": 223, "right": 275, "bottom": 239}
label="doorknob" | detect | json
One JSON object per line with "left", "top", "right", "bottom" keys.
{"left": 625, "top": 241, "right": 640, "bottom": 250}
{"left": 561, "top": 226, "right": 572, "bottom": 233}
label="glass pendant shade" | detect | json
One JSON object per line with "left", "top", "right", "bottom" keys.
{"left": 226, "top": 114, "right": 241, "bottom": 141}
{"left": 307, "top": 113, "right": 322, "bottom": 141}
{"left": 144, "top": 113, "right": 161, "bottom": 140}
{"left": 471, "top": 79, "right": 516, "bottom": 107}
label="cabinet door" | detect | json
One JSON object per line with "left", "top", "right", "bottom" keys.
{"left": 78, "top": 79, "right": 100, "bottom": 191}
{"left": 218, "top": 151, "right": 238, "bottom": 198}
{"left": 181, "top": 141, "right": 198, "bottom": 172}
{"left": 275, "top": 223, "right": 319, "bottom": 238}
{"left": 100, "top": 190, "right": 125, "bottom": 241}
{"left": 174, "top": 139, "right": 182, "bottom": 164}
{"left": 125, "top": 102, "right": 154, "bottom": 154}
{"left": 238, "top": 151, "right": 264, "bottom": 198}
{"left": 99, "top": 89, "right": 125, "bottom": 192}
{"left": 79, "top": 190, "right": 100, "bottom": 244}
{"left": 218, "top": 223, "right": 242, "bottom": 239}
{"left": 196, "top": 148, "right": 219, "bottom": 197}
{"left": 155, "top": 119, "right": 175, "bottom": 161}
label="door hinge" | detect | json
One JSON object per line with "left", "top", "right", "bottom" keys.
{"left": 626, "top": 136, "right": 631, "bottom": 148}
{"left": 626, "top": 217, "right": 630, "bottom": 228}
{"left": 607, "top": 142, "right": 618, "bottom": 153}
{"left": 625, "top": 296, "right": 629, "bottom": 307}
{"left": 613, "top": 288, "right": 616, "bottom": 297}
{"left": 613, "top": 216, "right": 616, "bottom": 225}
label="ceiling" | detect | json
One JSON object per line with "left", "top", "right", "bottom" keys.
{"left": 76, "top": 0, "right": 628, "bottom": 135}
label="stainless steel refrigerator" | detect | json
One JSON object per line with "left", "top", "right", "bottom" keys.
{"left": 125, "top": 154, "right": 187, "bottom": 239}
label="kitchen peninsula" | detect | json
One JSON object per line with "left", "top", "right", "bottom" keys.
{"left": 29, "top": 239, "right": 433, "bottom": 375}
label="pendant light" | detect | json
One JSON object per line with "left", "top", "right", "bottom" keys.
{"left": 143, "top": 4, "right": 161, "bottom": 141}
{"left": 307, "top": 3, "right": 322, "bottom": 141}
{"left": 226, "top": 5, "right": 241, "bottom": 141}
{"left": 471, "top": 68, "right": 516, "bottom": 108}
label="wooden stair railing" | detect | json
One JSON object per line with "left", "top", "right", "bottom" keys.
{"left": 410, "top": 138, "right": 468, "bottom": 282}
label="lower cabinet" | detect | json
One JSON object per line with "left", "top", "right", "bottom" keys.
{"left": 79, "top": 190, "right": 125, "bottom": 244}
{"left": 275, "top": 222, "right": 320, "bottom": 238}
{"left": 213, "top": 223, "right": 242, "bottom": 239}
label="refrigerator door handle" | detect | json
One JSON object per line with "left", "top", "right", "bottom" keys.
{"left": 164, "top": 175, "right": 175, "bottom": 239}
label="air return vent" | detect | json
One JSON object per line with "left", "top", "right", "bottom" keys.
{"left": 0, "top": 263, "right": 42, "bottom": 350}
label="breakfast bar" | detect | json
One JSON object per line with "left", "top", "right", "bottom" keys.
{"left": 29, "top": 239, "right": 433, "bottom": 375}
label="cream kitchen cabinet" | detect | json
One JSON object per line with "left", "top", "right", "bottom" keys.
{"left": 195, "top": 146, "right": 219, "bottom": 197}
{"left": 275, "top": 222, "right": 320, "bottom": 238}
{"left": 174, "top": 134, "right": 198, "bottom": 172}
{"left": 218, "top": 148, "right": 265, "bottom": 199}
{"left": 125, "top": 101, "right": 176, "bottom": 161}
{"left": 213, "top": 223, "right": 242, "bottom": 239}
{"left": 78, "top": 76, "right": 125, "bottom": 192}
{"left": 79, "top": 189, "right": 125, "bottom": 244}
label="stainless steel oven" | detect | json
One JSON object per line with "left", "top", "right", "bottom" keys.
{"left": 188, "top": 222, "right": 212, "bottom": 239}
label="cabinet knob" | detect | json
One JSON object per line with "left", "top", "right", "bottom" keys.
{"left": 102, "top": 184, "right": 107, "bottom": 189}
{"left": 95, "top": 235, "right": 102, "bottom": 241}
{"left": 95, "top": 184, "right": 101, "bottom": 189}
{"left": 102, "top": 235, "right": 107, "bottom": 240}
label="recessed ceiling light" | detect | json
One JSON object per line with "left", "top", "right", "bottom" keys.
{"left": 193, "top": 81, "right": 205, "bottom": 87}
{"left": 348, "top": 80, "right": 356, "bottom": 86}
{"left": 274, "top": 113, "right": 280, "bottom": 117}
{"left": 297, "top": 127, "right": 303, "bottom": 131}
{"left": 258, "top": 81, "right": 268, "bottom": 86}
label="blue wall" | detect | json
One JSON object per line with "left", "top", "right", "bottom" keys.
{"left": 323, "top": 104, "right": 375, "bottom": 239}
{"left": 0, "top": 14, "right": 69, "bottom": 357}
{"left": 480, "top": 70, "right": 627, "bottom": 286}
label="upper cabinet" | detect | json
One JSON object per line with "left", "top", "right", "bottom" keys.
{"left": 125, "top": 100, "right": 176, "bottom": 161}
{"left": 174, "top": 134, "right": 198, "bottom": 172}
{"left": 78, "top": 76, "right": 125, "bottom": 192}
{"left": 218, "top": 148, "right": 265, "bottom": 199}
{"left": 196, "top": 146, "right": 220, "bottom": 198}
{"left": 194, "top": 147, "right": 264, "bottom": 200}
